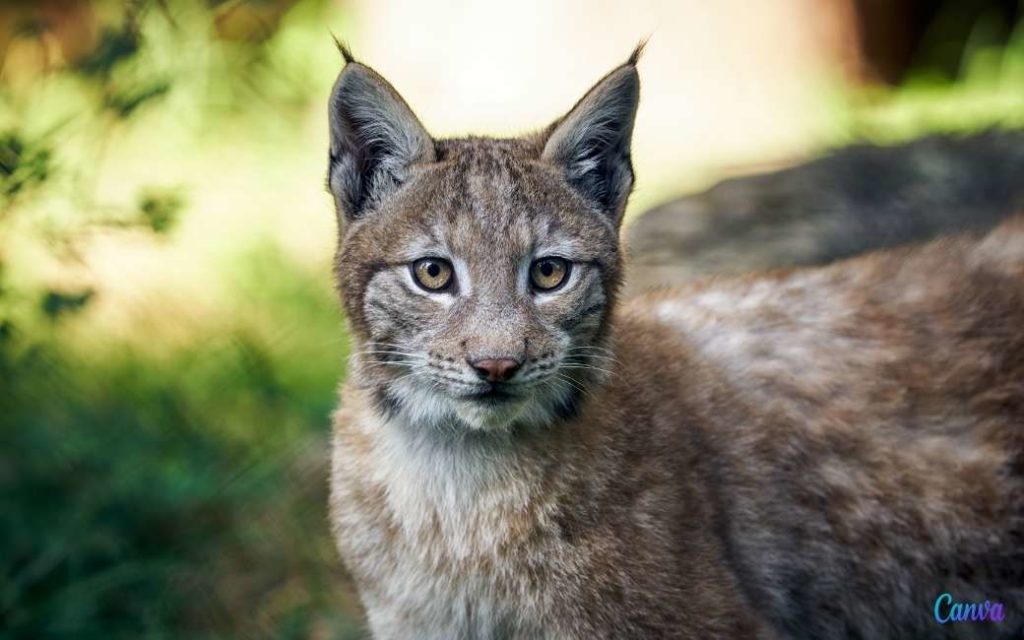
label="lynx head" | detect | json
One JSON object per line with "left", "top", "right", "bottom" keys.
{"left": 328, "top": 45, "right": 640, "bottom": 432}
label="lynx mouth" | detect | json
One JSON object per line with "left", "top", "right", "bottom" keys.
{"left": 466, "top": 386, "right": 517, "bottom": 405}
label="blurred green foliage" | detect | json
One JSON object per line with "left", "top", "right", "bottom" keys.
{"left": 0, "top": 131, "right": 52, "bottom": 204}
{"left": 0, "top": 295, "right": 355, "bottom": 638}
{"left": 1, "top": 245, "right": 359, "bottom": 639}
{"left": 1, "top": 1, "right": 361, "bottom": 638}
{"left": 137, "top": 189, "right": 183, "bottom": 234}
{"left": 842, "top": 4, "right": 1024, "bottom": 141}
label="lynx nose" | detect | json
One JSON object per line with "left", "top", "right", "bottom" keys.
{"left": 470, "top": 357, "right": 522, "bottom": 383}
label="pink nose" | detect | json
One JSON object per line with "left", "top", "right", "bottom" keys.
{"left": 470, "top": 358, "right": 522, "bottom": 383}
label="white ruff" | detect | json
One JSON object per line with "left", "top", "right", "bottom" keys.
{"left": 334, "top": 402, "right": 560, "bottom": 639}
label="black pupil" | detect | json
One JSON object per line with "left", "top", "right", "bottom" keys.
{"left": 540, "top": 262, "right": 554, "bottom": 277}
{"left": 427, "top": 263, "right": 441, "bottom": 278}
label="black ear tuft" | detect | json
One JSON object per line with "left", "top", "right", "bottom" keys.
{"left": 542, "top": 56, "right": 640, "bottom": 222}
{"left": 627, "top": 39, "right": 647, "bottom": 66}
{"left": 327, "top": 59, "right": 434, "bottom": 220}
{"left": 331, "top": 35, "right": 355, "bottom": 64}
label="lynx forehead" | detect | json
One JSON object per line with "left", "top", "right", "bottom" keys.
{"left": 328, "top": 45, "right": 639, "bottom": 432}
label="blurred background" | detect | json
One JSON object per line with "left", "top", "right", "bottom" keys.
{"left": 0, "top": 0, "right": 1021, "bottom": 637}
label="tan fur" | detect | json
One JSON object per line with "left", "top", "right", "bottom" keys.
{"left": 326, "top": 51, "right": 1024, "bottom": 638}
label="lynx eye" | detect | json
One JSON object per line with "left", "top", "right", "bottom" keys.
{"left": 412, "top": 258, "right": 454, "bottom": 292}
{"left": 530, "top": 257, "right": 571, "bottom": 292}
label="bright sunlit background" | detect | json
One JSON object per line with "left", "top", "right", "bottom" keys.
{"left": 2, "top": 0, "right": 1022, "bottom": 637}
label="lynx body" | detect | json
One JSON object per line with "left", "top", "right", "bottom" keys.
{"left": 326, "top": 47, "right": 1024, "bottom": 638}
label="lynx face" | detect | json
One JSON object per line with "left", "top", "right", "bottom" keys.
{"left": 328, "top": 48, "right": 640, "bottom": 431}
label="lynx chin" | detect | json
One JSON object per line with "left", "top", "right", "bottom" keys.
{"left": 325, "top": 44, "right": 1024, "bottom": 639}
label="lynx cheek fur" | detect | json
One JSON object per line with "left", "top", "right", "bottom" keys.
{"left": 326, "top": 46, "right": 1024, "bottom": 639}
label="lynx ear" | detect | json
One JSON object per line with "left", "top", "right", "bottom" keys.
{"left": 542, "top": 48, "right": 641, "bottom": 221}
{"left": 328, "top": 49, "right": 435, "bottom": 220}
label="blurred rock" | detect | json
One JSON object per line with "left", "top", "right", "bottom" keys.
{"left": 625, "top": 130, "right": 1024, "bottom": 294}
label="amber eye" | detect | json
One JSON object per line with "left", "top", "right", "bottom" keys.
{"left": 412, "top": 258, "right": 454, "bottom": 292}
{"left": 530, "top": 257, "right": 571, "bottom": 292}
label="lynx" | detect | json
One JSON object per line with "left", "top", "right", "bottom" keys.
{"left": 326, "top": 45, "right": 1024, "bottom": 639}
